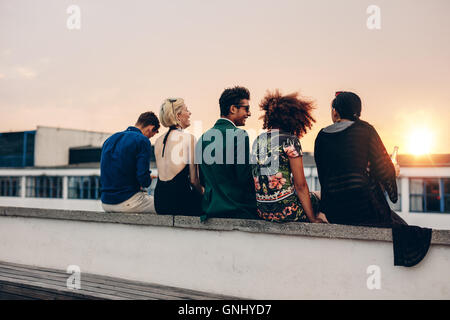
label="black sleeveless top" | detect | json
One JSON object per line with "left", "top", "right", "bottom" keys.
{"left": 154, "top": 129, "right": 202, "bottom": 216}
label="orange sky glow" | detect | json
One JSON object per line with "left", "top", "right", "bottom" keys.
{"left": 1, "top": 0, "right": 449, "bottom": 154}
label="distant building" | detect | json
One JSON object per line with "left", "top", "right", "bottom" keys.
{"left": 33, "top": 126, "right": 113, "bottom": 167}
{"left": 389, "top": 154, "right": 450, "bottom": 228}
{"left": 0, "top": 130, "right": 35, "bottom": 167}
{"left": 0, "top": 126, "right": 156, "bottom": 211}
{"left": 0, "top": 126, "right": 111, "bottom": 168}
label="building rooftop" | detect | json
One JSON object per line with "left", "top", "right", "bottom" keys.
{"left": 36, "top": 125, "right": 113, "bottom": 135}
{"left": 398, "top": 154, "right": 450, "bottom": 167}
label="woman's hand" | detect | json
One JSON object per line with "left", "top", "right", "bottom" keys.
{"left": 315, "top": 212, "right": 329, "bottom": 224}
{"left": 394, "top": 164, "right": 400, "bottom": 178}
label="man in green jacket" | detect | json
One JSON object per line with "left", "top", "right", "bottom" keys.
{"left": 197, "top": 86, "right": 257, "bottom": 220}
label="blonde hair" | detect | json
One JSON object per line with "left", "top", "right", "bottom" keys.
{"left": 159, "top": 98, "right": 185, "bottom": 128}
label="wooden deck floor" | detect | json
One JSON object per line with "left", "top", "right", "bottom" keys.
{"left": 0, "top": 261, "right": 240, "bottom": 300}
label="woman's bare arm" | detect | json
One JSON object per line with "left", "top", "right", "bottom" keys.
{"left": 187, "top": 134, "right": 204, "bottom": 195}
{"left": 289, "top": 156, "right": 325, "bottom": 223}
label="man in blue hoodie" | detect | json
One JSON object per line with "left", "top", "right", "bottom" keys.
{"left": 101, "top": 112, "right": 160, "bottom": 213}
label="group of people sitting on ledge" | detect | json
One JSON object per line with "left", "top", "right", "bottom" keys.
{"left": 100, "top": 86, "right": 406, "bottom": 227}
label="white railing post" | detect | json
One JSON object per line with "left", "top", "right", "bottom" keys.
{"left": 63, "top": 176, "right": 68, "bottom": 199}
{"left": 401, "top": 177, "right": 409, "bottom": 214}
{"left": 20, "top": 176, "right": 26, "bottom": 198}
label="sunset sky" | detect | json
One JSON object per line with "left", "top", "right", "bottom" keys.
{"left": 1, "top": 0, "right": 449, "bottom": 154}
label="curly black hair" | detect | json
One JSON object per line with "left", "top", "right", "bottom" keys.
{"left": 260, "top": 90, "right": 315, "bottom": 137}
{"left": 219, "top": 86, "right": 250, "bottom": 116}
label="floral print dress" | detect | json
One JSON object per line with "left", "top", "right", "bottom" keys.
{"left": 251, "top": 130, "right": 320, "bottom": 222}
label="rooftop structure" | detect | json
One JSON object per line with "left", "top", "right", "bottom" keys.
{"left": 397, "top": 154, "right": 450, "bottom": 167}
{"left": 0, "top": 126, "right": 156, "bottom": 168}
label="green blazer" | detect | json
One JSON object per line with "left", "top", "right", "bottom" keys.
{"left": 197, "top": 118, "right": 257, "bottom": 219}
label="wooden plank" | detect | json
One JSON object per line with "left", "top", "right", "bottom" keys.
{"left": 0, "top": 271, "right": 160, "bottom": 300}
{"left": 0, "top": 278, "right": 113, "bottom": 300}
{"left": 0, "top": 265, "right": 184, "bottom": 299}
{"left": 0, "top": 289, "right": 36, "bottom": 300}
{"left": 0, "top": 261, "right": 238, "bottom": 299}
{"left": 0, "top": 281, "right": 90, "bottom": 300}
{"left": 0, "top": 293, "right": 32, "bottom": 300}
{"left": 0, "top": 267, "right": 182, "bottom": 300}
{"left": 0, "top": 276, "right": 123, "bottom": 300}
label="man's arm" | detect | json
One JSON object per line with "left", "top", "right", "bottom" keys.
{"left": 136, "top": 138, "right": 152, "bottom": 188}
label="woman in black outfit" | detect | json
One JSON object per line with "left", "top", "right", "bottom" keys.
{"left": 314, "top": 91, "right": 406, "bottom": 227}
{"left": 153, "top": 98, "right": 203, "bottom": 216}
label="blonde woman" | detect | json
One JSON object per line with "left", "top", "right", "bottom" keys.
{"left": 153, "top": 98, "right": 203, "bottom": 215}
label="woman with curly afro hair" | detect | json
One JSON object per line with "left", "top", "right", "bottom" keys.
{"left": 251, "top": 90, "right": 328, "bottom": 223}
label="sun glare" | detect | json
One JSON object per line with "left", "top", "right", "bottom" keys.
{"left": 407, "top": 128, "right": 433, "bottom": 155}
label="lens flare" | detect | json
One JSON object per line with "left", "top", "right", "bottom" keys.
{"left": 407, "top": 128, "right": 433, "bottom": 155}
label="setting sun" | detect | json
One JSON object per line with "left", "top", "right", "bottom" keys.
{"left": 407, "top": 128, "right": 434, "bottom": 155}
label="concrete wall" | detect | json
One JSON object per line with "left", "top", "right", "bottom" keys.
{"left": 0, "top": 207, "right": 449, "bottom": 299}
{"left": 0, "top": 197, "right": 102, "bottom": 212}
{"left": 34, "top": 126, "right": 111, "bottom": 167}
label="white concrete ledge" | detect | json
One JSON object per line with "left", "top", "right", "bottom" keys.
{"left": 0, "top": 206, "right": 173, "bottom": 227}
{"left": 1, "top": 206, "right": 450, "bottom": 299}
{"left": 1, "top": 206, "right": 449, "bottom": 245}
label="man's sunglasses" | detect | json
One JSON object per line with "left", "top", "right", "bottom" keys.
{"left": 234, "top": 104, "right": 250, "bottom": 112}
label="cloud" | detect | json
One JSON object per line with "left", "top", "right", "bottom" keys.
{"left": 16, "top": 66, "right": 37, "bottom": 79}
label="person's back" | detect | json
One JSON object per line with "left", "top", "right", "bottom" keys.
{"left": 314, "top": 92, "right": 399, "bottom": 226}
{"left": 315, "top": 120, "right": 380, "bottom": 223}
{"left": 198, "top": 86, "right": 257, "bottom": 219}
{"left": 199, "top": 120, "right": 256, "bottom": 218}
{"left": 251, "top": 90, "right": 326, "bottom": 224}
{"left": 100, "top": 112, "right": 160, "bottom": 213}
{"left": 153, "top": 98, "right": 203, "bottom": 215}
{"left": 101, "top": 128, "right": 150, "bottom": 204}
